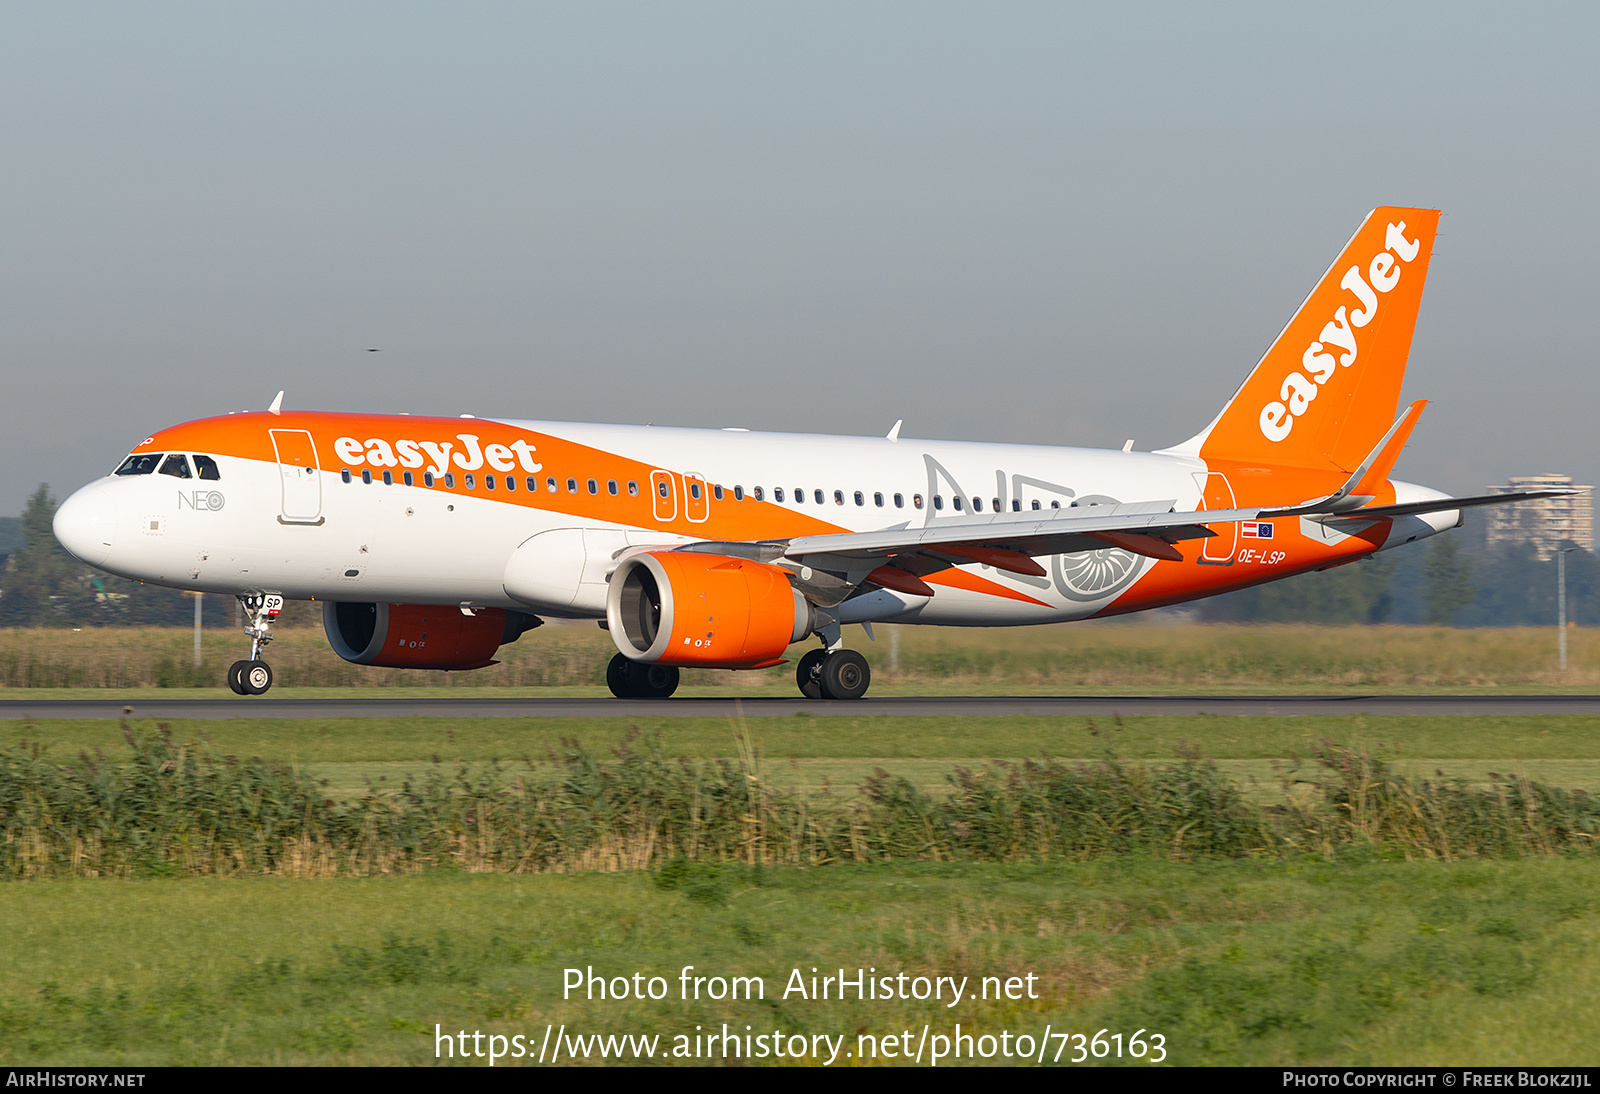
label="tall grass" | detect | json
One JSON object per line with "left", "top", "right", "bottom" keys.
{"left": 0, "top": 622, "right": 1594, "bottom": 688}
{"left": 3, "top": 724, "right": 1597, "bottom": 879}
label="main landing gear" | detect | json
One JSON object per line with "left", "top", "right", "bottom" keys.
{"left": 228, "top": 593, "right": 283, "bottom": 696}
{"left": 602, "top": 644, "right": 871, "bottom": 702}
{"left": 796, "top": 647, "right": 871, "bottom": 701}
{"left": 606, "top": 653, "right": 681, "bottom": 699}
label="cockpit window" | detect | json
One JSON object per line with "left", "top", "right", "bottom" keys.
{"left": 193, "top": 454, "right": 221, "bottom": 480}
{"left": 158, "top": 454, "right": 193, "bottom": 479}
{"left": 115, "top": 453, "right": 163, "bottom": 476}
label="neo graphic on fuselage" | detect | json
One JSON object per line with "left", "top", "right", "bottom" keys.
{"left": 52, "top": 208, "right": 1576, "bottom": 700}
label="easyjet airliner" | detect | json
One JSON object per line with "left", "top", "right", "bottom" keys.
{"left": 51, "top": 208, "right": 1574, "bottom": 700}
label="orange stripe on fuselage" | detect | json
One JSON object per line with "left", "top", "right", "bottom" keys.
{"left": 136, "top": 411, "right": 848, "bottom": 543}
{"left": 923, "top": 566, "right": 1053, "bottom": 607}
{"left": 1097, "top": 508, "right": 1391, "bottom": 617}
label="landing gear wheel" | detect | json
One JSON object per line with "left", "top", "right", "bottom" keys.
{"left": 796, "top": 649, "right": 828, "bottom": 699}
{"left": 241, "top": 660, "right": 274, "bottom": 696}
{"left": 227, "top": 660, "right": 249, "bottom": 695}
{"left": 606, "top": 654, "right": 680, "bottom": 699}
{"left": 634, "top": 663, "right": 679, "bottom": 699}
{"left": 820, "top": 649, "right": 870, "bottom": 701}
{"left": 606, "top": 653, "right": 635, "bottom": 698}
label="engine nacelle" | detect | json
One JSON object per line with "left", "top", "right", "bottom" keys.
{"left": 323, "top": 602, "right": 542, "bottom": 670}
{"left": 606, "top": 552, "right": 813, "bottom": 668}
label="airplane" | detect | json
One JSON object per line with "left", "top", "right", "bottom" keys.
{"left": 51, "top": 207, "right": 1576, "bottom": 700}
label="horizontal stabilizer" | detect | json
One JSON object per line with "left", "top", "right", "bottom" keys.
{"left": 1324, "top": 487, "right": 1587, "bottom": 524}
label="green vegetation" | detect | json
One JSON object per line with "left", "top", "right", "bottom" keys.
{"left": 1, "top": 620, "right": 1596, "bottom": 690}
{"left": 5, "top": 723, "right": 1600, "bottom": 881}
{"left": 3, "top": 710, "right": 1599, "bottom": 1065}
{"left": 1, "top": 860, "right": 1597, "bottom": 1065}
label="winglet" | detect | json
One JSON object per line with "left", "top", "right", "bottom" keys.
{"left": 1349, "top": 398, "right": 1426, "bottom": 498}
{"left": 267, "top": 391, "right": 285, "bottom": 416}
{"left": 1266, "top": 400, "right": 1427, "bottom": 517}
{"left": 886, "top": 419, "right": 903, "bottom": 441}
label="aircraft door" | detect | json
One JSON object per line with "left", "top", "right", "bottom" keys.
{"left": 270, "top": 429, "right": 323, "bottom": 524}
{"left": 1199, "top": 472, "right": 1237, "bottom": 564}
{"left": 649, "top": 471, "right": 677, "bottom": 522}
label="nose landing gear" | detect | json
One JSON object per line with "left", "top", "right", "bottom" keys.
{"left": 228, "top": 593, "right": 282, "bottom": 696}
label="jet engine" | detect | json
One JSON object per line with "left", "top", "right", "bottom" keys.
{"left": 323, "top": 602, "right": 542, "bottom": 670}
{"left": 606, "top": 552, "right": 816, "bottom": 668}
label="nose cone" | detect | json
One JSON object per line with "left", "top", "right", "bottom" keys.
{"left": 54, "top": 486, "right": 118, "bottom": 567}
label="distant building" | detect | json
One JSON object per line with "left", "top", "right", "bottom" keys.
{"left": 1484, "top": 475, "right": 1594, "bottom": 559}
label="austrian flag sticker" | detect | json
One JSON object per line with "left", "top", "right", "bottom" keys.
{"left": 1241, "top": 521, "right": 1273, "bottom": 539}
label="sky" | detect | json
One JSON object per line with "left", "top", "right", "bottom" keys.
{"left": 2, "top": 2, "right": 1596, "bottom": 516}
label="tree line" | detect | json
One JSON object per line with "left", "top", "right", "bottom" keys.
{"left": 1, "top": 483, "right": 1592, "bottom": 629}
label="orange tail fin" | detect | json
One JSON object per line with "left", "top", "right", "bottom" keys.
{"left": 1168, "top": 207, "right": 1440, "bottom": 473}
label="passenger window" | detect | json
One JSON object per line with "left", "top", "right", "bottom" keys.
{"left": 992, "top": 498, "right": 1001, "bottom": 512}
{"left": 548, "top": 477, "right": 558, "bottom": 492}
{"left": 1031, "top": 499, "right": 1041, "bottom": 510}
{"left": 445, "top": 473, "right": 456, "bottom": 488}
{"left": 608, "top": 479, "right": 618, "bottom": 496}
{"left": 341, "top": 469, "right": 352, "bottom": 484}
{"left": 587, "top": 479, "right": 598, "bottom": 495}
{"left": 505, "top": 474, "right": 515, "bottom": 491}
{"left": 873, "top": 492, "right": 883, "bottom": 507}
{"left": 953, "top": 496, "right": 963, "bottom": 512}
{"left": 383, "top": 470, "right": 394, "bottom": 486}
{"left": 362, "top": 469, "right": 373, "bottom": 484}
{"left": 754, "top": 486, "right": 765, "bottom": 501}
{"left": 192, "top": 455, "right": 221, "bottom": 480}
{"left": 1011, "top": 499, "right": 1020, "bottom": 512}
{"left": 529, "top": 477, "right": 538, "bottom": 491}
{"left": 972, "top": 497, "right": 982, "bottom": 512}
{"left": 404, "top": 471, "right": 415, "bottom": 487}
{"left": 793, "top": 488, "right": 802, "bottom": 504}
{"left": 689, "top": 482, "right": 701, "bottom": 500}
{"left": 834, "top": 490, "right": 844, "bottom": 505}
{"left": 733, "top": 486, "right": 744, "bottom": 501}
{"left": 485, "top": 475, "right": 496, "bottom": 490}
{"left": 894, "top": 493, "right": 904, "bottom": 509}
{"left": 628, "top": 480, "right": 639, "bottom": 496}
{"left": 713, "top": 484, "right": 724, "bottom": 501}
{"left": 854, "top": 491, "right": 864, "bottom": 506}
{"left": 814, "top": 489, "right": 824, "bottom": 504}
{"left": 567, "top": 478, "right": 577, "bottom": 493}
{"left": 913, "top": 494, "right": 923, "bottom": 509}
{"left": 774, "top": 487, "right": 784, "bottom": 502}
{"left": 1051, "top": 500, "right": 1061, "bottom": 509}
{"left": 933, "top": 495, "right": 943, "bottom": 510}
{"left": 658, "top": 481, "right": 670, "bottom": 499}
{"left": 158, "top": 454, "right": 192, "bottom": 479}
{"left": 115, "top": 453, "right": 162, "bottom": 476}
{"left": 465, "top": 474, "right": 476, "bottom": 489}
{"left": 425, "top": 472, "right": 436, "bottom": 487}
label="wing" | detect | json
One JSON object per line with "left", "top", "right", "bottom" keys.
{"left": 663, "top": 404, "right": 1586, "bottom": 604}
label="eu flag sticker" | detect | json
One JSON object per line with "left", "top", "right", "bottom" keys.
{"left": 1241, "top": 521, "right": 1274, "bottom": 539}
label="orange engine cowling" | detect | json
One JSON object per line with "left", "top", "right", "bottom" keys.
{"left": 323, "top": 602, "right": 542, "bottom": 670}
{"left": 606, "top": 552, "right": 814, "bottom": 668}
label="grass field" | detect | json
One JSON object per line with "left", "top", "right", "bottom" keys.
{"left": 4, "top": 620, "right": 1600, "bottom": 1066}
{"left": 0, "top": 622, "right": 1595, "bottom": 691}
{"left": 11, "top": 712, "right": 1600, "bottom": 799}
{"left": 3, "top": 860, "right": 1598, "bottom": 1066}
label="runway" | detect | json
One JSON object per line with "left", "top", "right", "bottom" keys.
{"left": 4, "top": 694, "right": 1600, "bottom": 719}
